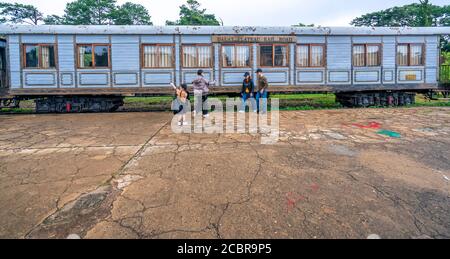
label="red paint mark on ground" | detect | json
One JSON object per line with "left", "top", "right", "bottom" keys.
{"left": 286, "top": 192, "right": 304, "bottom": 213}
{"left": 352, "top": 122, "right": 381, "bottom": 129}
{"left": 310, "top": 183, "right": 319, "bottom": 192}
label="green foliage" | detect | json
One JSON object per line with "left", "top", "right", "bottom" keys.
{"left": 43, "top": 15, "right": 65, "bottom": 25}
{"left": 166, "top": 0, "right": 220, "bottom": 26}
{"left": 442, "top": 52, "right": 450, "bottom": 65}
{"left": 62, "top": 0, "right": 117, "bottom": 25}
{"left": 110, "top": 2, "right": 152, "bottom": 25}
{"left": 351, "top": 1, "right": 450, "bottom": 51}
{"left": 351, "top": 0, "right": 449, "bottom": 27}
{"left": 0, "top": 2, "right": 43, "bottom": 25}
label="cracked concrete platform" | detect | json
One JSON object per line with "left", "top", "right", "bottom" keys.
{"left": 0, "top": 108, "right": 449, "bottom": 239}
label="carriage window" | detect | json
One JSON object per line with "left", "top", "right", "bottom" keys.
{"left": 142, "top": 45, "right": 174, "bottom": 68}
{"left": 182, "top": 45, "right": 212, "bottom": 68}
{"left": 23, "top": 44, "right": 56, "bottom": 69}
{"left": 222, "top": 45, "right": 251, "bottom": 67}
{"left": 260, "top": 44, "right": 288, "bottom": 67}
{"left": 78, "top": 44, "right": 110, "bottom": 69}
{"left": 397, "top": 44, "right": 424, "bottom": 66}
{"left": 296, "top": 44, "right": 325, "bottom": 67}
{"left": 353, "top": 44, "right": 380, "bottom": 67}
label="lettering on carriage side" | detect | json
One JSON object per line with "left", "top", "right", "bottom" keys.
{"left": 212, "top": 35, "right": 297, "bottom": 44}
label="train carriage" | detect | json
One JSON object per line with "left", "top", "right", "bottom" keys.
{"left": 0, "top": 25, "right": 449, "bottom": 112}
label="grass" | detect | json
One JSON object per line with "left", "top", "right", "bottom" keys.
{"left": 1, "top": 93, "right": 449, "bottom": 114}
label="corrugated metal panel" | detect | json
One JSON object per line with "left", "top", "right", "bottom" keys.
{"left": 383, "top": 70, "right": 395, "bottom": 84}
{"left": 24, "top": 72, "right": 57, "bottom": 87}
{"left": 397, "top": 36, "right": 425, "bottom": 43}
{"left": 353, "top": 69, "right": 381, "bottom": 84}
{"left": 143, "top": 71, "right": 173, "bottom": 86}
{"left": 58, "top": 42, "right": 75, "bottom": 71}
{"left": 297, "top": 36, "right": 326, "bottom": 44}
{"left": 8, "top": 41, "right": 21, "bottom": 88}
{"left": 78, "top": 72, "right": 110, "bottom": 86}
{"left": 113, "top": 72, "right": 139, "bottom": 86}
{"left": 425, "top": 40, "right": 438, "bottom": 68}
{"left": 111, "top": 35, "right": 139, "bottom": 44}
{"left": 297, "top": 70, "right": 325, "bottom": 84}
{"left": 383, "top": 36, "right": 396, "bottom": 68}
{"left": 425, "top": 68, "right": 437, "bottom": 84}
{"left": 181, "top": 35, "right": 211, "bottom": 44}
{"left": 327, "top": 36, "right": 351, "bottom": 70}
{"left": 214, "top": 44, "right": 220, "bottom": 83}
{"left": 398, "top": 68, "right": 424, "bottom": 83}
{"left": 60, "top": 73, "right": 75, "bottom": 87}
{"left": 352, "top": 36, "right": 382, "bottom": 44}
{"left": 328, "top": 71, "right": 350, "bottom": 83}
{"left": 175, "top": 35, "right": 181, "bottom": 85}
{"left": 141, "top": 35, "right": 174, "bottom": 44}
{"left": 111, "top": 42, "right": 140, "bottom": 71}
{"left": 76, "top": 35, "right": 109, "bottom": 44}
{"left": 10, "top": 72, "right": 21, "bottom": 89}
{"left": 21, "top": 35, "right": 55, "bottom": 43}
{"left": 58, "top": 35, "right": 74, "bottom": 44}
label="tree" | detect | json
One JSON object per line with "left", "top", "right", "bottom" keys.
{"left": 0, "top": 2, "right": 43, "bottom": 25}
{"left": 166, "top": 0, "right": 220, "bottom": 26}
{"left": 350, "top": 1, "right": 449, "bottom": 27}
{"left": 351, "top": 1, "right": 450, "bottom": 51}
{"left": 63, "top": 0, "right": 117, "bottom": 25}
{"left": 111, "top": 2, "right": 152, "bottom": 25}
{"left": 43, "top": 15, "right": 65, "bottom": 25}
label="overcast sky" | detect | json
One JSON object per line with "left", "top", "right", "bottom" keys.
{"left": 3, "top": 0, "right": 449, "bottom": 26}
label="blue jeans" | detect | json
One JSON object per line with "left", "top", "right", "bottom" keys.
{"left": 255, "top": 90, "right": 268, "bottom": 113}
{"left": 241, "top": 93, "right": 256, "bottom": 112}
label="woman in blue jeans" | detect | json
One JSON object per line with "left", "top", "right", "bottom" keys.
{"left": 240, "top": 72, "right": 256, "bottom": 113}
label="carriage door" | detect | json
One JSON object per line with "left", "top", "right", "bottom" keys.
{"left": 0, "top": 46, "right": 6, "bottom": 89}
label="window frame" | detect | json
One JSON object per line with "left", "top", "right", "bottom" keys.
{"left": 258, "top": 44, "right": 290, "bottom": 68}
{"left": 181, "top": 44, "right": 213, "bottom": 68}
{"left": 296, "top": 44, "right": 326, "bottom": 68}
{"left": 397, "top": 43, "right": 425, "bottom": 66}
{"left": 76, "top": 43, "right": 111, "bottom": 69}
{"left": 352, "top": 43, "right": 382, "bottom": 67}
{"left": 22, "top": 43, "right": 57, "bottom": 69}
{"left": 141, "top": 44, "right": 175, "bottom": 69}
{"left": 221, "top": 44, "right": 252, "bottom": 68}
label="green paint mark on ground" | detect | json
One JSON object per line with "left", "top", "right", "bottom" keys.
{"left": 377, "top": 130, "right": 401, "bottom": 138}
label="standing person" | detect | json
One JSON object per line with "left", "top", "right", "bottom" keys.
{"left": 255, "top": 68, "right": 269, "bottom": 114}
{"left": 192, "top": 69, "right": 211, "bottom": 118}
{"left": 170, "top": 83, "right": 189, "bottom": 126}
{"left": 240, "top": 72, "right": 256, "bottom": 113}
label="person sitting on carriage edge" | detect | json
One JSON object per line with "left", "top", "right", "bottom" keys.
{"left": 255, "top": 68, "right": 269, "bottom": 114}
{"left": 240, "top": 72, "right": 257, "bottom": 113}
{"left": 170, "top": 83, "right": 189, "bottom": 126}
{"left": 192, "top": 69, "right": 214, "bottom": 118}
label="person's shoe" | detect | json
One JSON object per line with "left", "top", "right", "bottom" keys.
{"left": 203, "top": 114, "right": 209, "bottom": 118}
{"left": 238, "top": 110, "right": 245, "bottom": 113}
{"left": 177, "top": 121, "right": 182, "bottom": 126}
{"left": 253, "top": 110, "right": 257, "bottom": 113}
{"left": 182, "top": 122, "right": 189, "bottom": 126}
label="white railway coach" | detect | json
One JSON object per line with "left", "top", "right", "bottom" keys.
{"left": 0, "top": 25, "right": 449, "bottom": 112}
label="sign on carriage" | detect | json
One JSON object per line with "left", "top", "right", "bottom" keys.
{"left": 212, "top": 35, "right": 297, "bottom": 43}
